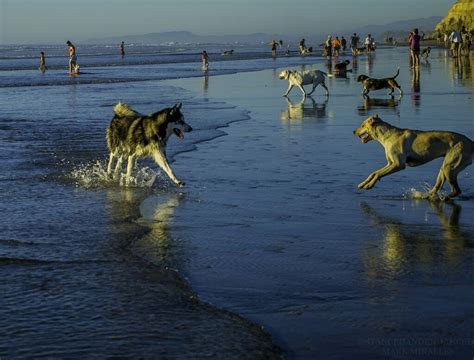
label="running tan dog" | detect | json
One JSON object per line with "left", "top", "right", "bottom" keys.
{"left": 279, "top": 69, "right": 332, "bottom": 97}
{"left": 354, "top": 115, "right": 473, "bottom": 198}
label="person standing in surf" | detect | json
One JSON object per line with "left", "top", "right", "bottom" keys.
{"left": 120, "top": 41, "right": 125, "bottom": 57}
{"left": 39, "top": 51, "right": 46, "bottom": 73}
{"left": 201, "top": 50, "right": 209, "bottom": 72}
{"left": 66, "top": 40, "right": 79, "bottom": 74}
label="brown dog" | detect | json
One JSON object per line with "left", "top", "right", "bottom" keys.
{"left": 357, "top": 68, "right": 402, "bottom": 96}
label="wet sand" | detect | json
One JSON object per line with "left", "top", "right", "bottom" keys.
{"left": 168, "top": 48, "right": 474, "bottom": 358}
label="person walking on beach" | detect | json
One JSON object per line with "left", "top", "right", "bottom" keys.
{"left": 332, "top": 36, "right": 341, "bottom": 56}
{"left": 461, "top": 28, "right": 471, "bottom": 56}
{"left": 299, "top": 38, "right": 306, "bottom": 54}
{"left": 120, "top": 41, "right": 125, "bottom": 56}
{"left": 364, "top": 34, "right": 374, "bottom": 52}
{"left": 271, "top": 39, "right": 278, "bottom": 56}
{"left": 39, "top": 51, "right": 46, "bottom": 73}
{"left": 324, "top": 35, "right": 332, "bottom": 57}
{"left": 350, "top": 33, "right": 359, "bottom": 54}
{"left": 449, "top": 29, "right": 462, "bottom": 58}
{"left": 66, "top": 40, "right": 78, "bottom": 73}
{"left": 201, "top": 50, "right": 209, "bottom": 72}
{"left": 408, "top": 28, "right": 421, "bottom": 67}
{"left": 341, "top": 36, "right": 347, "bottom": 53}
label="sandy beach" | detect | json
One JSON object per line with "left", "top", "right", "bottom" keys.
{"left": 167, "top": 47, "right": 474, "bottom": 358}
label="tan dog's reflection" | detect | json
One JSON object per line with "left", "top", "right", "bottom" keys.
{"left": 280, "top": 96, "right": 328, "bottom": 121}
{"left": 360, "top": 201, "right": 471, "bottom": 277}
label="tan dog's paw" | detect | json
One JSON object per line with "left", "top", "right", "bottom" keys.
{"left": 176, "top": 180, "right": 186, "bottom": 187}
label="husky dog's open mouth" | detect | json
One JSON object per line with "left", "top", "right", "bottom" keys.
{"left": 174, "top": 128, "right": 184, "bottom": 139}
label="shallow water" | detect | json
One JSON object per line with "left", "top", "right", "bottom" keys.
{"left": 0, "top": 46, "right": 305, "bottom": 358}
{"left": 169, "top": 48, "right": 474, "bottom": 359}
{"left": 0, "top": 44, "right": 473, "bottom": 358}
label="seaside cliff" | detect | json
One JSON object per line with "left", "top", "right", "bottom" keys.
{"left": 435, "top": 0, "right": 474, "bottom": 32}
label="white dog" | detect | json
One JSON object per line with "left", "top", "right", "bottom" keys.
{"left": 279, "top": 69, "right": 332, "bottom": 97}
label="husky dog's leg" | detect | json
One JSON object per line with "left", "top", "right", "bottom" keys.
{"left": 125, "top": 155, "right": 136, "bottom": 186}
{"left": 152, "top": 150, "right": 185, "bottom": 187}
{"left": 113, "top": 154, "right": 124, "bottom": 180}
{"left": 284, "top": 84, "right": 294, "bottom": 97}
{"left": 107, "top": 152, "right": 116, "bottom": 177}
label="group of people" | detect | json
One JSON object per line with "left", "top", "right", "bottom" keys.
{"left": 439, "top": 28, "right": 472, "bottom": 57}
{"left": 39, "top": 40, "right": 128, "bottom": 75}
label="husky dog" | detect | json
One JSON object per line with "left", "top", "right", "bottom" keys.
{"left": 106, "top": 102, "right": 192, "bottom": 187}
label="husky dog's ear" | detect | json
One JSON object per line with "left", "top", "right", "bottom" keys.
{"left": 170, "top": 103, "right": 182, "bottom": 115}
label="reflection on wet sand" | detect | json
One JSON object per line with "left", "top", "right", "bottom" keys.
{"left": 361, "top": 201, "right": 473, "bottom": 278}
{"left": 280, "top": 96, "right": 328, "bottom": 121}
{"left": 451, "top": 55, "right": 473, "bottom": 86}
{"left": 203, "top": 74, "right": 209, "bottom": 93}
{"left": 357, "top": 95, "right": 400, "bottom": 115}
{"left": 410, "top": 66, "right": 421, "bottom": 109}
{"left": 105, "top": 189, "right": 184, "bottom": 266}
{"left": 134, "top": 192, "right": 184, "bottom": 265}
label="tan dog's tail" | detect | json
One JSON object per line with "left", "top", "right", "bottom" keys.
{"left": 392, "top": 67, "right": 400, "bottom": 79}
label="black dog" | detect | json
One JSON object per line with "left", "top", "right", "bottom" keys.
{"left": 356, "top": 67, "right": 402, "bottom": 96}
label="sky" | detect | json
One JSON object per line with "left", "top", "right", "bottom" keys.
{"left": 0, "top": 0, "right": 455, "bottom": 44}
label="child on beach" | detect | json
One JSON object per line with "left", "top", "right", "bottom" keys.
{"left": 201, "top": 50, "right": 209, "bottom": 72}
{"left": 39, "top": 51, "right": 46, "bottom": 73}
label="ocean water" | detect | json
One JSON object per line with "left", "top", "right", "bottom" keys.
{"left": 1, "top": 43, "right": 473, "bottom": 359}
{"left": 0, "top": 43, "right": 314, "bottom": 358}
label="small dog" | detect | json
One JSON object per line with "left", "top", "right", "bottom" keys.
{"left": 279, "top": 69, "right": 332, "bottom": 97}
{"left": 353, "top": 115, "right": 473, "bottom": 198}
{"left": 106, "top": 102, "right": 192, "bottom": 187}
{"left": 334, "top": 60, "right": 351, "bottom": 73}
{"left": 222, "top": 50, "right": 234, "bottom": 56}
{"left": 421, "top": 47, "right": 431, "bottom": 60}
{"left": 357, "top": 67, "right": 402, "bottom": 96}
{"left": 352, "top": 47, "right": 366, "bottom": 55}
{"left": 300, "top": 47, "right": 313, "bottom": 56}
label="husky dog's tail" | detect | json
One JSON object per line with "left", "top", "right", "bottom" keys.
{"left": 113, "top": 102, "right": 142, "bottom": 118}
{"left": 392, "top": 67, "right": 400, "bottom": 79}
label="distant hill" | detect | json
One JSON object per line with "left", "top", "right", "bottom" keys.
{"left": 349, "top": 16, "right": 443, "bottom": 40}
{"left": 87, "top": 16, "right": 443, "bottom": 46}
{"left": 87, "top": 31, "right": 294, "bottom": 45}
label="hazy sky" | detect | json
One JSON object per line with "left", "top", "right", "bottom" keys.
{"left": 0, "top": 0, "right": 454, "bottom": 44}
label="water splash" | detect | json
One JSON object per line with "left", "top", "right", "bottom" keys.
{"left": 403, "top": 183, "right": 447, "bottom": 201}
{"left": 68, "top": 160, "right": 164, "bottom": 189}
